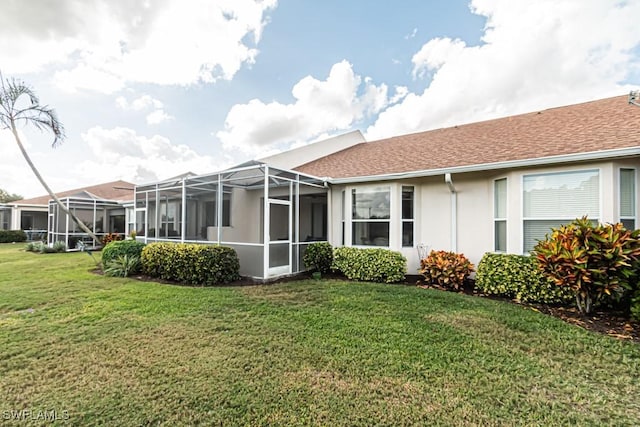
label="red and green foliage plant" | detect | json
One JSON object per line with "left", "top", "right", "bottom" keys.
{"left": 533, "top": 217, "right": 640, "bottom": 314}
{"left": 101, "top": 232, "right": 124, "bottom": 246}
{"left": 419, "top": 250, "right": 474, "bottom": 291}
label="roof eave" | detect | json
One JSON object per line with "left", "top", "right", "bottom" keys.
{"left": 327, "top": 146, "right": 640, "bottom": 184}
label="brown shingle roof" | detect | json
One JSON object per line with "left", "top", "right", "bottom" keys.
{"left": 295, "top": 95, "right": 640, "bottom": 179}
{"left": 13, "top": 180, "right": 135, "bottom": 206}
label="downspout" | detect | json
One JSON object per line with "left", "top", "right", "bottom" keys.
{"left": 445, "top": 173, "right": 457, "bottom": 252}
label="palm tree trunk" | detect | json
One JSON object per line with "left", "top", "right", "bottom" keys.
{"left": 10, "top": 122, "right": 101, "bottom": 247}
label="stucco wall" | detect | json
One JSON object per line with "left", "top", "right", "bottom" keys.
{"left": 326, "top": 159, "right": 640, "bottom": 276}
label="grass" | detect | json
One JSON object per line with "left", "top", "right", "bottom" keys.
{"left": 0, "top": 243, "right": 639, "bottom": 426}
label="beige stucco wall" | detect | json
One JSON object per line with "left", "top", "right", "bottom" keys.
{"left": 327, "top": 159, "right": 640, "bottom": 276}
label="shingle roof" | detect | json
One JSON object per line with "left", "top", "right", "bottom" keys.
{"left": 295, "top": 95, "right": 640, "bottom": 179}
{"left": 13, "top": 180, "right": 135, "bottom": 206}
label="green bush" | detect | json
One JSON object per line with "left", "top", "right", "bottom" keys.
{"left": 141, "top": 242, "right": 240, "bottom": 286}
{"left": 533, "top": 217, "right": 640, "bottom": 314}
{"left": 101, "top": 240, "right": 146, "bottom": 274}
{"left": 104, "top": 254, "right": 141, "bottom": 277}
{"left": 419, "top": 250, "right": 474, "bottom": 290}
{"left": 303, "top": 242, "right": 333, "bottom": 273}
{"left": 332, "top": 247, "right": 406, "bottom": 283}
{"left": 0, "top": 229, "right": 27, "bottom": 243}
{"left": 475, "top": 253, "right": 574, "bottom": 304}
{"left": 631, "top": 292, "right": 640, "bottom": 321}
{"left": 25, "top": 241, "right": 66, "bottom": 254}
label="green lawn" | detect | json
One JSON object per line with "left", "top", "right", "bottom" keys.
{"left": 1, "top": 243, "right": 639, "bottom": 426}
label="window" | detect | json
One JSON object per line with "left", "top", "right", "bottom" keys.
{"left": 494, "top": 178, "right": 507, "bottom": 252}
{"left": 204, "top": 192, "right": 231, "bottom": 227}
{"left": 341, "top": 190, "right": 345, "bottom": 246}
{"left": 620, "top": 168, "right": 636, "bottom": 230}
{"left": 402, "top": 186, "right": 414, "bottom": 247}
{"left": 523, "top": 169, "right": 599, "bottom": 252}
{"left": 352, "top": 186, "right": 390, "bottom": 246}
{"left": 0, "top": 208, "right": 9, "bottom": 230}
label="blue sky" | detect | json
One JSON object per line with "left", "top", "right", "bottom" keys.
{"left": 1, "top": 0, "right": 639, "bottom": 198}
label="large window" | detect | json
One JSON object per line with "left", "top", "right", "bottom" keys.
{"left": 494, "top": 178, "right": 507, "bottom": 252}
{"left": 523, "top": 169, "right": 599, "bottom": 252}
{"left": 402, "top": 186, "right": 414, "bottom": 247}
{"left": 352, "top": 186, "right": 390, "bottom": 246}
{"left": 620, "top": 168, "right": 636, "bottom": 230}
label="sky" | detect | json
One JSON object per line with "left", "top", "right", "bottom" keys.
{"left": 1, "top": 0, "right": 639, "bottom": 198}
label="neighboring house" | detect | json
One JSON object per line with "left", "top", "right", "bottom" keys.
{"left": 135, "top": 95, "right": 640, "bottom": 280}
{"left": 0, "top": 180, "right": 135, "bottom": 247}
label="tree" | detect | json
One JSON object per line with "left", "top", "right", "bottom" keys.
{"left": 0, "top": 188, "right": 22, "bottom": 203}
{"left": 0, "top": 73, "right": 100, "bottom": 245}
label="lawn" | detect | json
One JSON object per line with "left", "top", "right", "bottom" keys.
{"left": 0, "top": 243, "right": 639, "bottom": 426}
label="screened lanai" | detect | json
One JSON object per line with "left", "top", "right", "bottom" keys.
{"left": 134, "top": 163, "right": 329, "bottom": 279}
{"left": 48, "top": 196, "right": 129, "bottom": 249}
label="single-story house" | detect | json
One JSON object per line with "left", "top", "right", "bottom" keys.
{"left": 134, "top": 95, "right": 640, "bottom": 279}
{"left": 0, "top": 180, "right": 135, "bottom": 247}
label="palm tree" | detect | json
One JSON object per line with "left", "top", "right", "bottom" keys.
{"left": 0, "top": 73, "right": 100, "bottom": 246}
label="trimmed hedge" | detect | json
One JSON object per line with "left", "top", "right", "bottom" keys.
{"left": 0, "top": 229, "right": 27, "bottom": 243}
{"left": 303, "top": 242, "right": 333, "bottom": 273}
{"left": 332, "top": 247, "right": 406, "bottom": 283}
{"left": 475, "top": 253, "right": 573, "bottom": 304}
{"left": 101, "top": 239, "right": 146, "bottom": 274}
{"left": 141, "top": 242, "right": 240, "bottom": 286}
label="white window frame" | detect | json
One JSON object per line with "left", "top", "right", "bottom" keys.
{"left": 401, "top": 186, "right": 415, "bottom": 247}
{"left": 521, "top": 168, "right": 601, "bottom": 253}
{"left": 619, "top": 167, "right": 636, "bottom": 230}
{"left": 351, "top": 185, "right": 391, "bottom": 247}
{"left": 493, "top": 177, "right": 507, "bottom": 252}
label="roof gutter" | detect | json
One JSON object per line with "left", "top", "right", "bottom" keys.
{"left": 327, "top": 146, "right": 640, "bottom": 184}
{"left": 445, "top": 173, "right": 457, "bottom": 252}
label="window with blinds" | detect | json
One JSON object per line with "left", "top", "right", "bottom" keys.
{"left": 620, "top": 168, "right": 636, "bottom": 230}
{"left": 494, "top": 178, "right": 507, "bottom": 252}
{"left": 522, "top": 169, "right": 599, "bottom": 252}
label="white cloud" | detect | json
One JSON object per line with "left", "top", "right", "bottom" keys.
{"left": 217, "top": 60, "right": 398, "bottom": 154}
{"left": 116, "top": 95, "right": 163, "bottom": 111}
{"left": 116, "top": 95, "right": 173, "bottom": 125}
{"left": 146, "top": 110, "right": 173, "bottom": 125}
{"left": 405, "top": 28, "right": 418, "bottom": 40}
{"left": 367, "top": 0, "right": 640, "bottom": 140}
{"left": 77, "top": 126, "right": 225, "bottom": 183}
{"left": 0, "top": 0, "right": 277, "bottom": 92}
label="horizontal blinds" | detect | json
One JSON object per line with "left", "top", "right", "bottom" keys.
{"left": 524, "top": 218, "right": 598, "bottom": 253}
{"left": 620, "top": 169, "right": 635, "bottom": 217}
{"left": 523, "top": 170, "right": 599, "bottom": 218}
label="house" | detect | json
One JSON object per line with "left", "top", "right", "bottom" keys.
{"left": 0, "top": 180, "right": 135, "bottom": 247}
{"left": 134, "top": 95, "right": 640, "bottom": 279}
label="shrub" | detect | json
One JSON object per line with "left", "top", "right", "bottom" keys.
{"left": 533, "top": 217, "right": 640, "bottom": 314}
{"left": 632, "top": 292, "right": 640, "bottom": 321}
{"left": 303, "top": 242, "right": 333, "bottom": 274}
{"left": 475, "top": 253, "right": 573, "bottom": 304}
{"left": 101, "top": 240, "right": 146, "bottom": 274}
{"left": 25, "top": 241, "right": 66, "bottom": 253}
{"left": 0, "top": 229, "right": 27, "bottom": 243}
{"left": 25, "top": 241, "right": 41, "bottom": 252}
{"left": 419, "top": 250, "right": 474, "bottom": 291}
{"left": 332, "top": 247, "right": 406, "bottom": 283}
{"left": 51, "top": 241, "right": 67, "bottom": 252}
{"left": 104, "top": 254, "right": 140, "bottom": 277}
{"left": 141, "top": 242, "right": 240, "bottom": 286}
{"left": 101, "top": 232, "right": 124, "bottom": 246}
